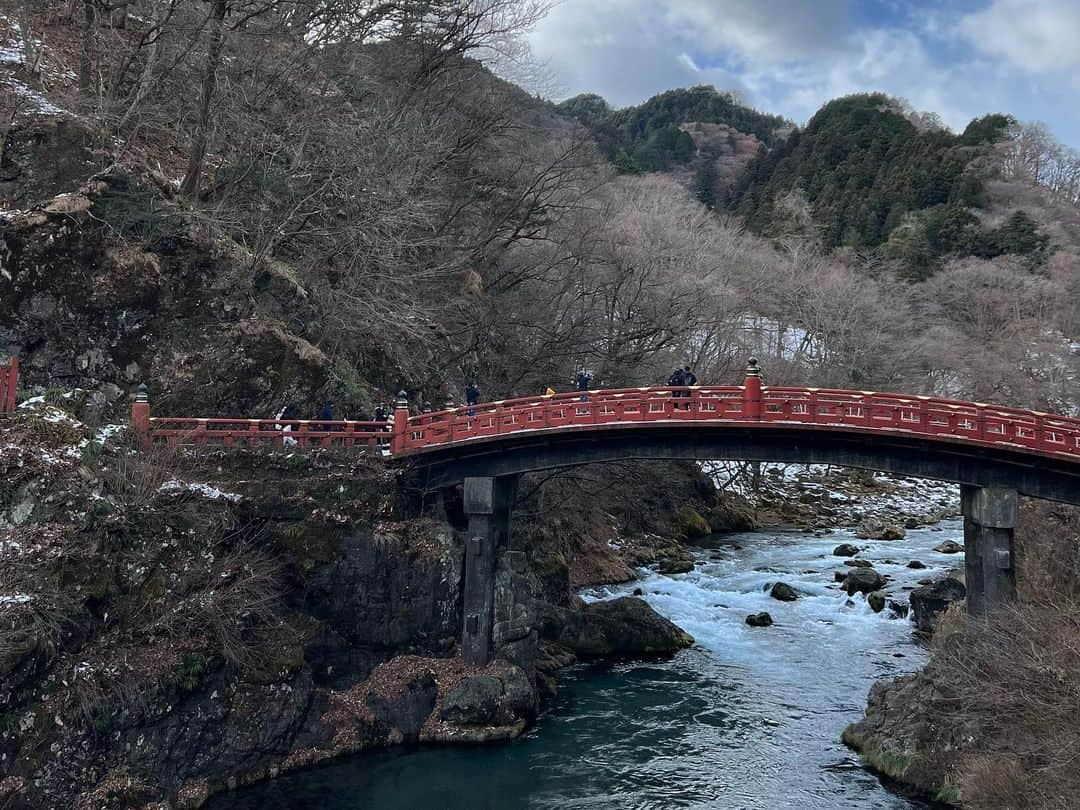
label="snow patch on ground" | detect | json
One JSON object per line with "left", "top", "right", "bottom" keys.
{"left": 158, "top": 480, "right": 242, "bottom": 503}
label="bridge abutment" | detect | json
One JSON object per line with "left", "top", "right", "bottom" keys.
{"left": 961, "top": 485, "right": 1018, "bottom": 615}
{"left": 462, "top": 475, "right": 519, "bottom": 665}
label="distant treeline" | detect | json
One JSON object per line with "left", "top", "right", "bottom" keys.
{"left": 556, "top": 85, "right": 792, "bottom": 173}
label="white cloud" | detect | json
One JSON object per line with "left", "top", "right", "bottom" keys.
{"left": 959, "top": 0, "right": 1080, "bottom": 73}
{"left": 528, "top": 0, "right": 1080, "bottom": 147}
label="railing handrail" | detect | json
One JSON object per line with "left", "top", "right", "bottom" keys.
{"left": 126, "top": 366, "right": 1080, "bottom": 465}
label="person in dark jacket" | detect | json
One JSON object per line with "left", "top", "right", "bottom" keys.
{"left": 373, "top": 404, "right": 388, "bottom": 422}
{"left": 317, "top": 401, "right": 334, "bottom": 430}
{"left": 574, "top": 369, "right": 593, "bottom": 401}
{"left": 681, "top": 365, "right": 697, "bottom": 410}
{"left": 465, "top": 382, "right": 480, "bottom": 416}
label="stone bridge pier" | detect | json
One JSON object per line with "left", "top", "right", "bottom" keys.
{"left": 461, "top": 475, "right": 534, "bottom": 666}
{"left": 962, "top": 485, "right": 1018, "bottom": 614}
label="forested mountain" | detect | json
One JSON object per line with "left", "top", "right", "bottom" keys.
{"left": 726, "top": 94, "right": 1047, "bottom": 277}
{"left": 557, "top": 85, "right": 791, "bottom": 173}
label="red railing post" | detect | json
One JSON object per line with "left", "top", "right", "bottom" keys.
{"left": 132, "top": 383, "right": 151, "bottom": 451}
{"left": 742, "top": 358, "right": 762, "bottom": 419}
{"left": 1, "top": 356, "right": 18, "bottom": 414}
{"left": 391, "top": 390, "right": 409, "bottom": 455}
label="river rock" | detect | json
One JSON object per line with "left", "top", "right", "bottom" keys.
{"left": 658, "top": 559, "right": 694, "bottom": 575}
{"left": 745, "top": 612, "right": 774, "bottom": 627}
{"left": 440, "top": 666, "right": 537, "bottom": 727}
{"left": 833, "top": 543, "right": 860, "bottom": 557}
{"left": 844, "top": 568, "right": 885, "bottom": 596}
{"left": 903, "top": 517, "right": 920, "bottom": 529}
{"left": 844, "top": 559, "right": 873, "bottom": 568}
{"left": 933, "top": 540, "right": 964, "bottom": 554}
{"left": 888, "top": 599, "right": 909, "bottom": 618}
{"left": 834, "top": 571, "right": 847, "bottom": 582}
{"left": 769, "top": 582, "right": 799, "bottom": 602}
{"left": 856, "top": 522, "right": 906, "bottom": 541}
{"left": 867, "top": 590, "right": 886, "bottom": 613}
{"left": 538, "top": 597, "right": 694, "bottom": 657}
{"left": 906, "top": 560, "right": 926, "bottom": 569}
{"left": 910, "top": 578, "right": 966, "bottom": 633}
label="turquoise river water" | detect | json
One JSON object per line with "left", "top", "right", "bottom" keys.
{"left": 213, "top": 522, "right": 964, "bottom": 810}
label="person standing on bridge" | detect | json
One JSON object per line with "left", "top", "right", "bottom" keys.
{"left": 681, "top": 365, "right": 697, "bottom": 411}
{"left": 317, "top": 401, "right": 334, "bottom": 431}
{"left": 465, "top": 381, "right": 480, "bottom": 416}
{"left": 275, "top": 404, "right": 298, "bottom": 446}
{"left": 574, "top": 368, "right": 593, "bottom": 402}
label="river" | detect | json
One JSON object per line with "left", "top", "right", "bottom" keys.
{"left": 215, "top": 522, "right": 962, "bottom": 809}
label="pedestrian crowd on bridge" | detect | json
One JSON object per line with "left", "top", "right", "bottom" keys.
{"left": 270, "top": 362, "right": 700, "bottom": 439}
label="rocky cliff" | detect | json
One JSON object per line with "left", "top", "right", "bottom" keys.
{"left": 0, "top": 399, "right": 700, "bottom": 809}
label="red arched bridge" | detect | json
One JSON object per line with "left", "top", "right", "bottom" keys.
{"left": 127, "top": 360, "right": 1079, "bottom": 664}
{"left": 130, "top": 362, "right": 1080, "bottom": 505}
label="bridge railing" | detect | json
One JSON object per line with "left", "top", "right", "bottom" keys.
{"left": 0, "top": 356, "right": 18, "bottom": 414}
{"left": 126, "top": 360, "right": 1080, "bottom": 462}
{"left": 144, "top": 417, "right": 391, "bottom": 450}
{"left": 402, "top": 386, "right": 746, "bottom": 450}
{"left": 758, "top": 387, "right": 1080, "bottom": 457}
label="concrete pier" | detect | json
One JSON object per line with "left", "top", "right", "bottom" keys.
{"left": 461, "top": 475, "right": 518, "bottom": 665}
{"left": 961, "top": 485, "right": 1018, "bottom": 615}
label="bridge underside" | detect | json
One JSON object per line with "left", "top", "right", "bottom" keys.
{"left": 403, "top": 424, "right": 1077, "bottom": 665}
{"left": 407, "top": 424, "right": 1080, "bottom": 505}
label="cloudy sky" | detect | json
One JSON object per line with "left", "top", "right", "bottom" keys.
{"left": 528, "top": 0, "right": 1080, "bottom": 147}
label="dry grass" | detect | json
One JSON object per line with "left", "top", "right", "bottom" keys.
{"left": 929, "top": 501, "right": 1080, "bottom": 810}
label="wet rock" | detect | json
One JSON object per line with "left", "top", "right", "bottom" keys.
{"left": 910, "top": 578, "right": 966, "bottom": 633}
{"left": 632, "top": 588, "right": 644, "bottom": 596}
{"left": 844, "top": 559, "right": 873, "bottom": 568}
{"left": 440, "top": 667, "right": 537, "bottom": 727}
{"left": 933, "top": 540, "right": 964, "bottom": 554}
{"left": 903, "top": 517, "right": 920, "bottom": 530}
{"left": 658, "top": 559, "right": 694, "bottom": 575}
{"left": 769, "top": 582, "right": 799, "bottom": 602}
{"left": 834, "top": 571, "right": 848, "bottom": 583}
{"left": 745, "top": 612, "right": 773, "bottom": 627}
{"left": 538, "top": 597, "right": 693, "bottom": 658}
{"left": 906, "top": 560, "right": 926, "bottom": 569}
{"left": 844, "top": 568, "right": 885, "bottom": 596}
{"left": 888, "top": 600, "right": 909, "bottom": 619}
{"left": 832, "top": 543, "right": 860, "bottom": 557}
{"left": 867, "top": 591, "right": 886, "bottom": 613}
{"left": 856, "top": 522, "right": 906, "bottom": 541}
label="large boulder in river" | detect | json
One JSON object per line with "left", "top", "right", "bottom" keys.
{"left": 833, "top": 543, "right": 860, "bottom": 557}
{"left": 769, "top": 582, "right": 799, "bottom": 602}
{"left": 844, "top": 568, "right": 886, "bottom": 596}
{"left": 538, "top": 597, "right": 693, "bottom": 658}
{"left": 440, "top": 667, "right": 537, "bottom": 727}
{"left": 867, "top": 591, "right": 887, "bottom": 613}
{"left": 658, "top": 559, "right": 694, "bottom": 575}
{"left": 844, "top": 559, "right": 873, "bottom": 568}
{"left": 933, "top": 540, "right": 964, "bottom": 554}
{"left": 910, "top": 578, "right": 966, "bottom": 633}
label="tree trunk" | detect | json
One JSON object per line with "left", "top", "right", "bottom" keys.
{"left": 79, "top": 0, "right": 95, "bottom": 91}
{"left": 179, "top": 0, "right": 227, "bottom": 200}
